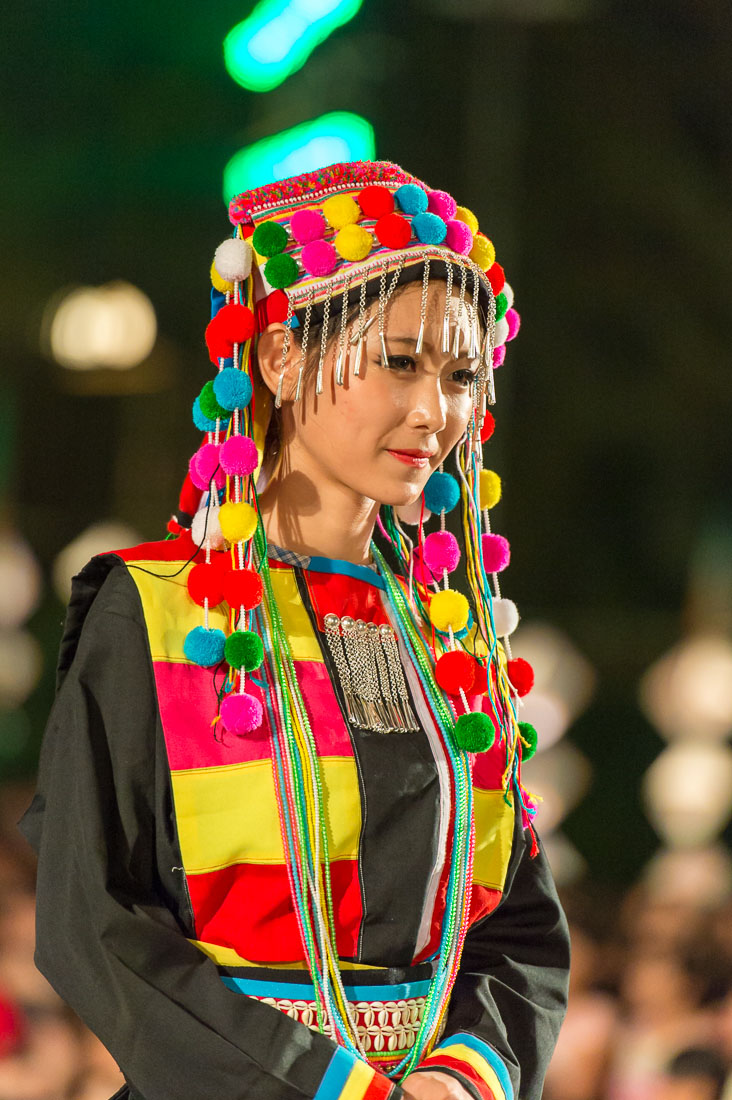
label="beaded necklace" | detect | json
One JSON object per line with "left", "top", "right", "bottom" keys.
{"left": 251, "top": 521, "right": 476, "bottom": 1077}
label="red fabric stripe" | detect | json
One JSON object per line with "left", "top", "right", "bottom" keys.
{"left": 303, "top": 569, "right": 388, "bottom": 631}
{"left": 114, "top": 531, "right": 203, "bottom": 565}
{"left": 363, "top": 1071, "right": 396, "bottom": 1100}
{"left": 421, "top": 1054, "right": 496, "bottom": 1100}
{"left": 187, "top": 860, "right": 362, "bottom": 962}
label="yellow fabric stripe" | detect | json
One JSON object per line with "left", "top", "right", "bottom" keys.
{"left": 190, "top": 939, "right": 384, "bottom": 970}
{"left": 268, "top": 567, "right": 321, "bottom": 661}
{"left": 341, "top": 1059, "right": 376, "bottom": 1100}
{"left": 472, "top": 790, "right": 514, "bottom": 890}
{"left": 424, "top": 1044, "right": 506, "bottom": 1100}
{"left": 128, "top": 561, "right": 228, "bottom": 663}
{"left": 173, "top": 757, "right": 361, "bottom": 872}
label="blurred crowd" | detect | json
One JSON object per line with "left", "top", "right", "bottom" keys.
{"left": 1, "top": 778, "right": 732, "bottom": 1100}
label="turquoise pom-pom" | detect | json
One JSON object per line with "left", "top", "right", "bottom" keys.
{"left": 395, "top": 183, "right": 428, "bottom": 216}
{"left": 193, "top": 397, "right": 220, "bottom": 432}
{"left": 412, "top": 212, "right": 447, "bottom": 245}
{"left": 424, "top": 471, "right": 460, "bottom": 514}
{"left": 213, "top": 367, "right": 253, "bottom": 412}
{"left": 183, "top": 626, "right": 226, "bottom": 667}
{"left": 519, "top": 721, "right": 538, "bottom": 760}
{"left": 454, "top": 712, "right": 495, "bottom": 752}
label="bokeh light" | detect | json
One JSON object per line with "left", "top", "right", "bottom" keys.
{"left": 643, "top": 741, "right": 732, "bottom": 849}
{"left": 0, "top": 534, "right": 41, "bottom": 631}
{"left": 52, "top": 522, "right": 142, "bottom": 603}
{"left": 640, "top": 634, "right": 732, "bottom": 742}
{"left": 44, "top": 282, "right": 157, "bottom": 372}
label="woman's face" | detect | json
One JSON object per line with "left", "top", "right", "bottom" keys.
{"left": 273, "top": 279, "right": 480, "bottom": 508}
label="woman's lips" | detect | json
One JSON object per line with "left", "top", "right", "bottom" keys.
{"left": 387, "top": 449, "right": 433, "bottom": 468}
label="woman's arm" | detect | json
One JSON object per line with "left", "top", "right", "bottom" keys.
{"left": 411, "top": 813, "right": 570, "bottom": 1100}
{"left": 20, "top": 561, "right": 401, "bottom": 1100}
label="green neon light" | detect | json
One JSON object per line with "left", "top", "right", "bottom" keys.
{"left": 224, "top": 0, "right": 363, "bottom": 93}
{"left": 223, "top": 112, "right": 376, "bottom": 202}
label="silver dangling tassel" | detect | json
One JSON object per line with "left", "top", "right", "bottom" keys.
{"left": 379, "top": 625, "right": 420, "bottom": 731}
{"left": 377, "top": 259, "right": 389, "bottom": 367}
{"left": 349, "top": 278, "right": 370, "bottom": 376}
{"left": 486, "top": 359, "right": 496, "bottom": 405}
{"left": 468, "top": 269, "right": 480, "bottom": 361}
{"left": 274, "top": 295, "right": 295, "bottom": 409}
{"left": 441, "top": 262, "right": 454, "bottom": 355}
{"left": 452, "top": 264, "right": 468, "bottom": 359}
{"left": 294, "top": 288, "right": 314, "bottom": 403}
{"left": 324, "top": 614, "right": 362, "bottom": 727}
{"left": 415, "top": 252, "right": 430, "bottom": 356}
{"left": 315, "top": 290, "right": 332, "bottom": 396}
{"left": 334, "top": 275, "right": 350, "bottom": 387}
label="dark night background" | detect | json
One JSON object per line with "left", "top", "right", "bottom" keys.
{"left": 2, "top": 0, "right": 731, "bottom": 886}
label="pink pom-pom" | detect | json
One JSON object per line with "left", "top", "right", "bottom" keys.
{"left": 482, "top": 533, "right": 511, "bottom": 573}
{"left": 427, "top": 190, "right": 457, "bottom": 221}
{"left": 220, "top": 435, "right": 258, "bottom": 477}
{"left": 423, "top": 531, "right": 461, "bottom": 575}
{"left": 290, "top": 209, "right": 326, "bottom": 244}
{"left": 301, "top": 239, "right": 337, "bottom": 277}
{"left": 189, "top": 443, "right": 225, "bottom": 491}
{"left": 445, "top": 219, "right": 473, "bottom": 256}
{"left": 220, "top": 692, "right": 263, "bottom": 735}
{"left": 493, "top": 345, "right": 506, "bottom": 368}
{"left": 412, "top": 546, "right": 439, "bottom": 584}
{"left": 505, "top": 308, "right": 521, "bottom": 341}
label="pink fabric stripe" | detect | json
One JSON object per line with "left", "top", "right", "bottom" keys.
{"left": 154, "top": 660, "right": 353, "bottom": 771}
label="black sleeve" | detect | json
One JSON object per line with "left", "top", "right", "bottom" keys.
{"left": 19, "top": 558, "right": 400, "bottom": 1100}
{"left": 433, "top": 811, "right": 570, "bottom": 1100}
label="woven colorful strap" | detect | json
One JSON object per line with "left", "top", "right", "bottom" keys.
{"left": 414, "top": 1032, "right": 513, "bottom": 1100}
{"left": 313, "top": 1046, "right": 400, "bottom": 1100}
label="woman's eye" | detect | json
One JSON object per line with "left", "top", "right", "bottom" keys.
{"left": 451, "top": 369, "right": 477, "bottom": 387}
{"left": 385, "top": 355, "right": 416, "bottom": 372}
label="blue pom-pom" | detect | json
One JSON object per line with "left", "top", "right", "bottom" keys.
{"left": 193, "top": 397, "right": 229, "bottom": 432}
{"left": 395, "top": 183, "right": 428, "bottom": 216}
{"left": 213, "top": 367, "right": 253, "bottom": 412}
{"left": 424, "top": 471, "right": 460, "bottom": 514}
{"left": 412, "top": 212, "right": 447, "bottom": 245}
{"left": 183, "top": 626, "right": 226, "bottom": 667}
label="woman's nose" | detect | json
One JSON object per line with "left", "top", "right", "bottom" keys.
{"left": 405, "top": 378, "right": 447, "bottom": 434}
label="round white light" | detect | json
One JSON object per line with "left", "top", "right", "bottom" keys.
{"left": 53, "top": 522, "right": 142, "bottom": 603}
{"left": 640, "top": 634, "right": 732, "bottom": 742}
{"left": 0, "top": 533, "right": 42, "bottom": 629}
{"left": 643, "top": 741, "right": 732, "bottom": 848}
{"left": 47, "top": 281, "right": 157, "bottom": 371}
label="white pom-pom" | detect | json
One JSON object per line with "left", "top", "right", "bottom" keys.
{"left": 491, "top": 597, "right": 519, "bottom": 636}
{"left": 501, "top": 282, "right": 514, "bottom": 309}
{"left": 396, "top": 500, "right": 432, "bottom": 526}
{"left": 214, "top": 238, "right": 253, "bottom": 283}
{"left": 494, "top": 317, "right": 509, "bottom": 346}
{"left": 191, "top": 505, "right": 224, "bottom": 550}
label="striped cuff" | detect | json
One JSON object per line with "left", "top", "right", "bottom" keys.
{"left": 419, "top": 1033, "right": 513, "bottom": 1100}
{"left": 313, "top": 1046, "right": 400, "bottom": 1100}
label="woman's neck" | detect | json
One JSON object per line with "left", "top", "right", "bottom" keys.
{"left": 257, "top": 457, "right": 381, "bottom": 567}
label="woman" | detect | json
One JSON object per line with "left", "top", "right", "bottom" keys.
{"left": 20, "top": 160, "right": 569, "bottom": 1100}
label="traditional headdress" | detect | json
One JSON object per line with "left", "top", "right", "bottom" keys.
{"left": 180, "top": 159, "right": 538, "bottom": 1074}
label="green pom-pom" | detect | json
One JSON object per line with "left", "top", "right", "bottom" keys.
{"left": 495, "top": 292, "right": 508, "bottom": 322}
{"left": 252, "top": 220, "right": 288, "bottom": 257}
{"left": 224, "top": 629, "right": 264, "bottom": 672}
{"left": 199, "top": 379, "right": 228, "bottom": 421}
{"left": 518, "top": 721, "right": 538, "bottom": 760}
{"left": 264, "top": 252, "right": 299, "bottom": 289}
{"left": 454, "top": 712, "right": 495, "bottom": 753}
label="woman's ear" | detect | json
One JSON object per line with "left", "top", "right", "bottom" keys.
{"left": 256, "top": 323, "right": 300, "bottom": 402}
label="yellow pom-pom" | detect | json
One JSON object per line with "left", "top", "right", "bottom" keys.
{"left": 335, "top": 224, "right": 372, "bottom": 262}
{"left": 429, "top": 590, "right": 470, "bottom": 633}
{"left": 469, "top": 234, "right": 496, "bottom": 270}
{"left": 322, "top": 195, "right": 360, "bottom": 230}
{"left": 479, "top": 469, "right": 502, "bottom": 510}
{"left": 219, "top": 501, "right": 258, "bottom": 544}
{"left": 210, "top": 260, "right": 234, "bottom": 294}
{"left": 455, "top": 205, "right": 479, "bottom": 235}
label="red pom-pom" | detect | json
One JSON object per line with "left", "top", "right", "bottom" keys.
{"left": 265, "top": 289, "right": 290, "bottom": 324}
{"left": 487, "top": 264, "right": 505, "bottom": 296}
{"left": 480, "top": 411, "right": 496, "bottom": 444}
{"left": 435, "top": 650, "right": 476, "bottom": 695}
{"left": 358, "top": 185, "right": 395, "bottom": 219}
{"left": 187, "top": 562, "right": 225, "bottom": 607}
{"left": 472, "top": 659, "right": 488, "bottom": 695}
{"left": 222, "top": 567, "right": 263, "bottom": 610}
{"left": 206, "top": 304, "right": 255, "bottom": 361}
{"left": 507, "top": 657, "right": 534, "bottom": 697}
{"left": 375, "top": 213, "right": 411, "bottom": 250}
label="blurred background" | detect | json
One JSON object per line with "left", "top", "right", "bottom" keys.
{"left": 2, "top": 0, "right": 732, "bottom": 1096}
